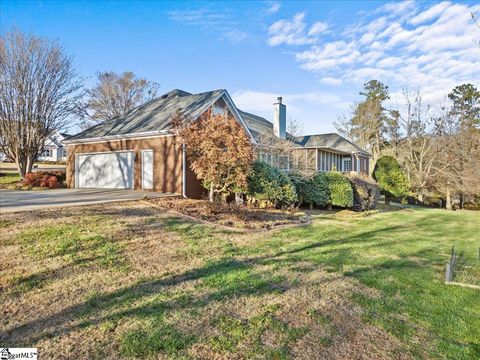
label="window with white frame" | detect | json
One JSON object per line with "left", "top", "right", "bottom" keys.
{"left": 342, "top": 157, "right": 352, "bottom": 172}
{"left": 42, "top": 148, "right": 53, "bottom": 157}
{"left": 62, "top": 148, "right": 67, "bottom": 158}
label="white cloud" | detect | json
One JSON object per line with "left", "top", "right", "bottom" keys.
{"left": 268, "top": 13, "right": 328, "bottom": 46}
{"left": 233, "top": 90, "right": 345, "bottom": 116}
{"left": 168, "top": 8, "right": 248, "bottom": 43}
{"left": 319, "top": 77, "right": 343, "bottom": 86}
{"left": 270, "top": 1, "right": 480, "bottom": 109}
{"left": 308, "top": 21, "right": 329, "bottom": 36}
{"left": 409, "top": 1, "right": 451, "bottom": 25}
{"left": 266, "top": 1, "right": 281, "bottom": 14}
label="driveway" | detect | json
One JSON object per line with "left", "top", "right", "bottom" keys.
{"left": 0, "top": 188, "right": 171, "bottom": 213}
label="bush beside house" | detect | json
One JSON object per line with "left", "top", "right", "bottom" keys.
{"left": 324, "top": 172, "right": 354, "bottom": 208}
{"left": 247, "top": 161, "right": 297, "bottom": 208}
{"left": 249, "top": 161, "right": 375, "bottom": 211}
{"left": 348, "top": 175, "right": 380, "bottom": 211}
{"left": 288, "top": 173, "right": 326, "bottom": 208}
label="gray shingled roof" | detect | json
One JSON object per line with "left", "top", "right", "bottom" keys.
{"left": 294, "top": 133, "right": 370, "bottom": 155}
{"left": 67, "top": 89, "right": 224, "bottom": 141}
{"left": 68, "top": 88, "right": 370, "bottom": 156}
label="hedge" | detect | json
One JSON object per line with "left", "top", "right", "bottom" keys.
{"left": 325, "top": 172, "right": 354, "bottom": 208}
{"left": 348, "top": 175, "right": 380, "bottom": 211}
{"left": 247, "top": 160, "right": 297, "bottom": 208}
{"left": 288, "top": 173, "right": 325, "bottom": 208}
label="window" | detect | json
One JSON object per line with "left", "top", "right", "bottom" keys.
{"left": 42, "top": 149, "right": 53, "bottom": 157}
{"left": 277, "top": 155, "right": 289, "bottom": 171}
{"left": 343, "top": 157, "right": 352, "bottom": 172}
{"left": 62, "top": 149, "right": 67, "bottom": 158}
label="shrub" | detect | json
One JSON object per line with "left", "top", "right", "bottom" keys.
{"left": 311, "top": 173, "right": 332, "bottom": 207}
{"left": 288, "top": 173, "right": 323, "bottom": 208}
{"left": 325, "top": 172, "right": 353, "bottom": 208}
{"left": 348, "top": 175, "right": 380, "bottom": 211}
{"left": 23, "top": 171, "right": 64, "bottom": 188}
{"left": 373, "top": 156, "right": 410, "bottom": 202}
{"left": 247, "top": 161, "right": 297, "bottom": 208}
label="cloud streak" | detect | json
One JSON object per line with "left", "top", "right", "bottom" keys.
{"left": 268, "top": 13, "right": 328, "bottom": 46}
{"left": 168, "top": 8, "right": 248, "bottom": 43}
{"left": 268, "top": 1, "right": 480, "bottom": 106}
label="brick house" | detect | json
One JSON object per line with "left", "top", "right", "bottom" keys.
{"left": 64, "top": 89, "right": 370, "bottom": 198}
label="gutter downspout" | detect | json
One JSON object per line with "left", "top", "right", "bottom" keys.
{"left": 182, "top": 143, "right": 187, "bottom": 198}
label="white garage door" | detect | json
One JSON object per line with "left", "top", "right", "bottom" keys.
{"left": 76, "top": 151, "right": 134, "bottom": 189}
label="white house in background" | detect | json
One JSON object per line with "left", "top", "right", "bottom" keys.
{"left": 0, "top": 130, "right": 71, "bottom": 162}
{"left": 37, "top": 130, "right": 71, "bottom": 162}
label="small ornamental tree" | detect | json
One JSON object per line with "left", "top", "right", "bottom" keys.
{"left": 175, "top": 109, "right": 254, "bottom": 202}
{"left": 373, "top": 156, "right": 410, "bottom": 203}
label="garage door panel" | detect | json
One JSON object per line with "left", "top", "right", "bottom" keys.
{"left": 77, "top": 152, "right": 134, "bottom": 189}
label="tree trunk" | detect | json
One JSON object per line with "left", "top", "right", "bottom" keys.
{"left": 417, "top": 193, "right": 424, "bottom": 203}
{"left": 446, "top": 188, "right": 452, "bottom": 210}
{"left": 235, "top": 193, "right": 244, "bottom": 206}
{"left": 15, "top": 153, "right": 35, "bottom": 178}
{"left": 209, "top": 184, "right": 214, "bottom": 202}
{"left": 459, "top": 193, "right": 464, "bottom": 209}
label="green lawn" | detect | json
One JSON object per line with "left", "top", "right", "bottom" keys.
{"left": 0, "top": 203, "right": 479, "bottom": 359}
{"left": 0, "top": 171, "right": 21, "bottom": 184}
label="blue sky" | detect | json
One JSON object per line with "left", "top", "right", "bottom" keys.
{"left": 1, "top": 0, "right": 479, "bottom": 135}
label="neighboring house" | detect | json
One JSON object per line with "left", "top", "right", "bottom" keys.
{"left": 37, "top": 130, "right": 71, "bottom": 162}
{"left": 64, "top": 89, "right": 371, "bottom": 197}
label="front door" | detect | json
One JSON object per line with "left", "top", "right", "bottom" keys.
{"left": 141, "top": 150, "right": 154, "bottom": 189}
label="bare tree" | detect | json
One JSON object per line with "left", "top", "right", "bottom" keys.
{"left": 0, "top": 30, "right": 83, "bottom": 177}
{"left": 82, "top": 71, "right": 159, "bottom": 128}
{"left": 398, "top": 90, "right": 446, "bottom": 202}
{"left": 287, "top": 117, "right": 304, "bottom": 137}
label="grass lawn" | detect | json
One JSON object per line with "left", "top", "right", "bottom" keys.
{"left": 0, "top": 171, "right": 21, "bottom": 185}
{"left": 0, "top": 203, "right": 478, "bottom": 359}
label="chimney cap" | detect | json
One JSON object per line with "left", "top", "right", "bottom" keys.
{"left": 276, "top": 96, "right": 283, "bottom": 104}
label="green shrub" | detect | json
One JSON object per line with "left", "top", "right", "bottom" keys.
{"left": 311, "top": 173, "right": 330, "bottom": 207}
{"left": 348, "top": 175, "right": 380, "bottom": 211}
{"left": 247, "top": 160, "right": 297, "bottom": 208}
{"left": 288, "top": 173, "right": 323, "bottom": 207}
{"left": 325, "top": 172, "right": 353, "bottom": 208}
{"left": 373, "top": 156, "right": 410, "bottom": 202}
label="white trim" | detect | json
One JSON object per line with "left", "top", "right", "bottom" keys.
{"left": 219, "top": 91, "right": 257, "bottom": 144}
{"left": 141, "top": 149, "right": 154, "bottom": 190}
{"left": 182, "top": 143, "right": 187, "bottom": 198}
{"left": 342, "top": 157, "right": 352, "bottom": 172}
{"left": 74, "top": 150, "right": 135, "bottom": 189}
{"left": 64, "top": 131, "right": 175, "bottom": 145}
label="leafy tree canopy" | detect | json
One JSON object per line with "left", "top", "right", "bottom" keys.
{"left": 373, "top": 156, "right": 410, "bottom": 200}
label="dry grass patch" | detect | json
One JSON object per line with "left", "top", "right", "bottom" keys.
{"left": 0, "top": 201, "right": 413, "bottom": 359}
{"left": 147, "top": 197, "right": 309, "bottom": 230}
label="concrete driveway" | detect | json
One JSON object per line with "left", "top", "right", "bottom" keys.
{"left": 0, "top": 188, "right": 171, "bottom": 213}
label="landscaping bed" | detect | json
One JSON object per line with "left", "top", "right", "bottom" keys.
{"left": 147, "top": 197, "right": 309, "bottom": 230}
{"left": 0, "top": 171, "right": 66, "bottom": 190}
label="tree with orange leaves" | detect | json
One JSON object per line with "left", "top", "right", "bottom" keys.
{"left": 174, "top": 109, "right": 254, "bottom": 202}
